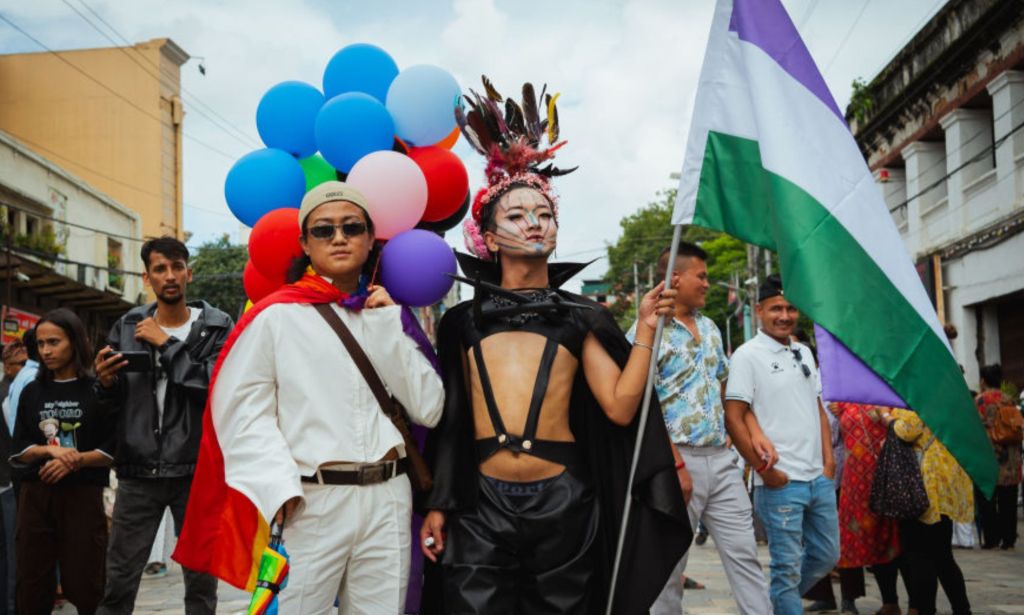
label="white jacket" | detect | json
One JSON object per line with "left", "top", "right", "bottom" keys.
{"left": 211, "top": 302, "right": 444, "bottom": 523}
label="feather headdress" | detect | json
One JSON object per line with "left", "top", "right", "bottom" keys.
{"left": 458, "top": 76, "right": 576, "bottom": 260}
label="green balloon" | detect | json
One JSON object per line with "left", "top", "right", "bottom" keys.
{"left": 299, "top": 154, "right": 338, "bottom": 191}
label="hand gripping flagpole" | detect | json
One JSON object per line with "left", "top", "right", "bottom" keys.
{"left": 605, "top": 223, "right": 683, "bottom": 615}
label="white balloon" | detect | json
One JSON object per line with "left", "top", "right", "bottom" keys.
{"left": 346, "top": 151, "right": 428, "bottom": 240}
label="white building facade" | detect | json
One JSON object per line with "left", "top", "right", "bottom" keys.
{"left": 0, "top": 129, "right": 143, "bottom": 337}
{"left": 853, "top": 0, "right": 1024, "bottom": 389}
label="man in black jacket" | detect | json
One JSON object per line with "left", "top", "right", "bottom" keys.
{"left": 94, "top": 237, "right": 232, "bottom": 615}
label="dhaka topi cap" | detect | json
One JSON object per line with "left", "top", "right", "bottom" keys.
{"left": 758, "top": 273, "right": 785, "bottom": 302}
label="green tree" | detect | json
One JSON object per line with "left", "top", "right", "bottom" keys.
{"left": 603, "top": 189, "right": 747, "bottom": 332}
{"left": 189, "top": 234, "right": 248, "bottom": 318}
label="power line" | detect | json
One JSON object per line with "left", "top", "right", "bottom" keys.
{"left": 63, "top": 0, "right": 260, "bottom": 151}
{"left": 185, "top": 202, "right": 236, "bottom": 219}
{"left": 4, "top": 127, "right": 237, "bottom": 222}
{"left": 3, "top": 242, "right": 143, "bottom": 277}
{"left": 823, "top": 0, "right": 872, "bottom": 74}
{"left": 4, "top": 129, "right": 162, "bottom": 199}
{"left": 0, "top": 13, "right": 240, "bottom": 162}
{"left": 796, "top": 0, "right": 820, "bottom": 30}
{"left": 880, "top": 88, "right": 1024, "bottom": 213}
{"left": 2, "top": 201, "right": 142, "bottom": 243}
{"left": 75, "top": 0, "right": 257, "bottom": 146}
{"left": 859, "top": 0, "right": 946, "bottom": 85}
{"left": 567, "top": 94, "right": 1024, "bottom": 259}
{"left": 889, "top": 110, "right": 1024, "bottom": 213}
{"left": 5, "top": 128, "right": 237, "bottom": 227}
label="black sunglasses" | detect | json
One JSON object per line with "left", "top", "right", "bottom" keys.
{"left": 308, "top": 222, "right": 368, "bottom": 240}
{"left": 790, "top": 347, "right": 812, "bottom": 378}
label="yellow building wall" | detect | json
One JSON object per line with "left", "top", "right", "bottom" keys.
{"left": 0, "top": 38, "right": 187, "bottom": 242}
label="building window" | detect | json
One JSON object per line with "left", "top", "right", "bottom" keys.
{"left": 107, "top": 238, "right": 123, "bottom": 291}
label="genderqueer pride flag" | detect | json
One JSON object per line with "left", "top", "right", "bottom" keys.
{"left": 674, "top": 0, "right": 997, "bottom": 493}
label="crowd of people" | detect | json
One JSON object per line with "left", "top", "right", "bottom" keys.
{"left": 0, "top": 96, "right": 1018, "bottom": 615}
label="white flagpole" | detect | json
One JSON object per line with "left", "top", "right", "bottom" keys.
{"left": 605, "top": 222, "right": 683, "bottom": 614}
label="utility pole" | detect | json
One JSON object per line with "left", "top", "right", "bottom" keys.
{"left": 633, "top": 261, "right": 641, "bottom": 321}
{"left": 4, "top": 220, "right": 12, "bottom": 338}
{"left": 745, "top": 244, "right": 759, "bottom": 340}
{"left": 647, "top": 263, "right": 654, "bottom": 289}
{"left": 725, "top": 313, "right": 732, "bottom": 355}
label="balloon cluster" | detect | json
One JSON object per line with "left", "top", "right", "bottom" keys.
{"left": 228, "top": 43, "right": 465, "bottom": 307}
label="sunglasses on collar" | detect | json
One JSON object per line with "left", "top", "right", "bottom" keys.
{"left": 790, "top": 347, "right": 812, "bottom": 378}
{"left": 308, "top": 222, "right": 368, "bottom": 241}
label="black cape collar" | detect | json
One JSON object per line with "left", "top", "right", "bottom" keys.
{"left": 453, "top": 251, "right": 595, "bottom": 290}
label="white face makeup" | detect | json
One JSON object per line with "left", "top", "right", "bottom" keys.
{"left": 484, "top": 187, "right": 557, "bottom": 259}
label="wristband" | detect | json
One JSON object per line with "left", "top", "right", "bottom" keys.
{"left": 157, "top": 337, "right": 176, "bottom": 354}
{"left": 634, "top": 341, "right": 654, "bottom": 351}
{"left": 675, "top": 460, "right": 685, "bottom": 470}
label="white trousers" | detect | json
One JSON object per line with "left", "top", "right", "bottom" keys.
{"left": 650, "top": 446, "right": 772, "bottom": 615}
{"left": 277, "top": 475, "right": 412, "bottom": 615}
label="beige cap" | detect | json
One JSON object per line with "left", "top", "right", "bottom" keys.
{"left": 298, "top": 181, "right": 371, "bottom": 230}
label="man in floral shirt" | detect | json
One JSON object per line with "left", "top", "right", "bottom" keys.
{"left": 631, "top": 243, "right": 770, "bottom": 615}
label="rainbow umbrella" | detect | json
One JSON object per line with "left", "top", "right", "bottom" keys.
{"left": 247, "top": 523, "right": 290, "bottom": 615}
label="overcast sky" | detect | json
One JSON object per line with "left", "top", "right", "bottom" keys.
{"left": 0, "top": 0, "right": 945, "bottom": 285}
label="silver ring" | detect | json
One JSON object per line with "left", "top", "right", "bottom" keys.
{"left": 424, "top": 536, "right": 435, "bottom": 548}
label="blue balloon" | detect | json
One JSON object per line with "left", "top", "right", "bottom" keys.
{"left": 323, "top": 43, "right": 399, "bottom": 103}
{"left": 386, "top": 65, "right": 460, "bottom": 146}
{"left": 315, "top": 92, "right": 395, "bottom": 173}
{"left": 256, "top": 81, "right": 325, "bottom": 158}
{"left": 224, "top": 149, "right": 305, "bottom": 227}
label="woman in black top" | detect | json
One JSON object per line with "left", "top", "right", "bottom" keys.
{"left": 10, "top": 308, "right": 113, "bottom": 615}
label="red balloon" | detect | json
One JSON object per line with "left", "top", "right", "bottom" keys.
{"left": 248, "top": 207, "right": 303, "bottom": 280}
{"left": 408, "top": 146, "right": 469, "bottom": 223}
{"left": 243, "top": 260, "right": 282, "bottom": 303}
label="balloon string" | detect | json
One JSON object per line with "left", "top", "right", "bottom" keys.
{"left": 369, "top": 247, "right": 382, "bottom": 288}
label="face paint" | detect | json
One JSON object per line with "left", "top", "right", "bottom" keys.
{"left": 486, "top": 187, "right": 557, "bottom": 258}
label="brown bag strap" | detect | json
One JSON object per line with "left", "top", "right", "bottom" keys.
{"left": 312, "top": 303, "right": 396, "bottom": 418}
{"left": 312, "top": 303, "right": 434, "bottom": 492}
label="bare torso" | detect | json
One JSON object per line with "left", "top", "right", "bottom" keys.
{"left": 467, "top": 331, "right": 579, "bottom": 482}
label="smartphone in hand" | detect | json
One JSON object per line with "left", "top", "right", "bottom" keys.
{"left": 108, "top": 349, "right": 153, "bottom": 373}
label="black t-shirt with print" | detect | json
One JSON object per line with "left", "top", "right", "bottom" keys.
{"left": 12, "top": 377, "right": 114, "bottom": 487}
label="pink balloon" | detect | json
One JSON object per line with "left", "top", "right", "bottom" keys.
{"left": 346, "top": 151, "right": 427, "bottom": 239}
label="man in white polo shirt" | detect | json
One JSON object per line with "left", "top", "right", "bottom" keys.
{"left": 724, "top": 274, "right": 838, "bottom": 615}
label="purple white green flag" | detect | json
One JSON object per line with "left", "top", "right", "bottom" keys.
{"left": 675, "top": 0, "right": 996, "bottom": 493}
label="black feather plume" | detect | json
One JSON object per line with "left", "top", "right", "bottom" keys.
{"left": 482, "top": 75, "right": 503, "bottom": 102}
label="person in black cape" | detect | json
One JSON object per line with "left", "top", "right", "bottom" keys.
{"left": 417, "top": 77, "right": 692, "bottom": 614}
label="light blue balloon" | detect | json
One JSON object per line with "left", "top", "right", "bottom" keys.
{"left": 323, "top": 43, "right": 399, "bottom": 103}
{"left": 315, "top": 92, "right": 395, "bottom": 173}
{"left": 224, "top": 149, "right": 306, "bottom": 227}
{"left": 256, "top": 81, "right": 325, "bottom": 158}
{"left": 386, "top": 65, "right": 461, "bottom": 146}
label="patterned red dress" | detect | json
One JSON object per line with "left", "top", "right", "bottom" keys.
{"left": 833, "top": 402, "right": 900, "bottom": 568}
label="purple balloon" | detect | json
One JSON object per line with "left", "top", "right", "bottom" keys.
{"left": 380, "top": 230, "right": 456, "bottom": 307}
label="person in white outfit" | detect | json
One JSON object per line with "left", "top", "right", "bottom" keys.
{"left": 185, "top": 182, "right": 444, "bottom": 614}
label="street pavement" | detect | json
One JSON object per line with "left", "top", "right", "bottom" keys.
{"left": 679, "top": 521, "right": 1024, "bottom": 614}
{"left": 54, "top": 518, "right": 1024, "bottom": 614}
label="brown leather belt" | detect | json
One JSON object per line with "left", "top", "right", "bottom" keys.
{"left": 301, "top": 458, "right": 408, "bottom": 486}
